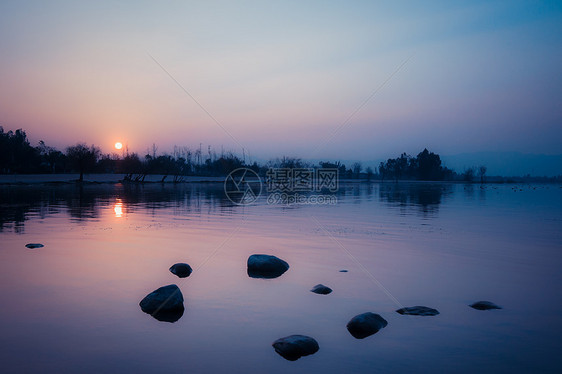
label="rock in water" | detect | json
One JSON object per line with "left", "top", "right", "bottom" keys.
{"left": 311, "top": 284, "right": 332, "bottom": 295}
{"left": 25, "top": 243, "right": 44, "bottom": 249}
{"left": 139, "top": 284, "right": 184, "bottom": 322}
{"left": 470, "top": 301, "right": 502, "bottom": 310}
{"left": 169, "top": 263, "right": 193, "bottom": 278}
{"left": 247, "top": 254, "right": 289, "bottom": 279}
{"left": 346, "top": 312, "right": 388, "bottom": 339}
{"left": 150, "top": 307, "right": 184, "bottom": 323}
{"left": 396, "top": 306, "right": 440, "bottom": 316}
{"left": 272, "top": 335, "right": 319, "bottom": 361}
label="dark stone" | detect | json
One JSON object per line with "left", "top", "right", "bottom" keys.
{"left": 169, "top": 263, "right": 193, "bottom": 278}
{"left": 139, "top": 284, "right": 184, "bottom": 323}
{"left": 311, "top": 284, "right": 332, "bottom": 295}
{"left": 25, "top": 243, "right": 44, "bottom": 249}
{"left": 150, "top": 307, "right": 184, "bottom": 323}
{"left": 346, "top": 312, "right": 388, "bottom": 339}
{"left": 247, "top": 254, "right": 289, "bottom": 279}
{"left": 470, "top": 301, "right": 502, "bottom": 310}
{"left": 396, "top": 306, "right": 440, "bottom": 316}
{"left": 272, "top": 335, "right": 319, "bottom": 361}
{"left": 339, "top": 270, "right": 348, "bottom": 272}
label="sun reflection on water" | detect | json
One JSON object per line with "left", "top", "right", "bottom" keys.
{"left": 114, "top": 201, "right": 124, "bottom": 218}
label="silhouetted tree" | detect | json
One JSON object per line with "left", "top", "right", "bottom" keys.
{"left": 478, "top": 165, "right": 487, "bottom": 184}
{"left": 66, "top": 143, "right": 101, "bottom": 181}
{"left": 442, "top": 167, "right": 455, "bottom": 180}
{"left": 37, "top": 140, "right": 66, "bottom": 173}
{"left": 96, "top": 154, "right": 117, "bottom": 173}
{"left": 0, "top": 127, "right": 41, "bottom": 173}
{"left": 270, "top": 156, "right": 307, "bottom": 169}
{"left": 379, "top": 161, "right": 388, "bottom": 182}
{"left": 386, "top": 158, "right": 399, "bottom": 181}
{"left": 380, "top": 156, "right": 408, "bottom": 182}
{"left": 396, "top": 153, "right": 409, "bottom": 181}
{"left": 318, "top": 161, "right": 346, "bottom": 176}
{"left": 120, "top": 153, "right": 143, "bottom": 174}
{"left": 366, "top": 166, "right": 374, "bottom": 182}
{"left": 462, "top": 167, "right": 475, "bottom": 182}
{"left": 351, "top": 162, "right": 362, "bottom": 178}
{"left": 416, "top": 148, "right": 442, "bottom": 180}
{"left": 378, "top": 149, "right": 452, "bottom": 181}
{"left": 207, "top": 154, "right": 244, "bottom": 175}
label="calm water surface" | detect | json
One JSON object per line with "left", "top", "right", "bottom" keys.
{"left": 0, "top": 182, "right": 561, "bottom": 373}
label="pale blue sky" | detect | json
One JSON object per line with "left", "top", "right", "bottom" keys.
{"left": 0, "top": 0, "right": 561, "bottom": 162}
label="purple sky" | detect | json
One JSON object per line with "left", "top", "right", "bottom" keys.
{"left": 1, "top": 1, "right": 561, "bottom": 162}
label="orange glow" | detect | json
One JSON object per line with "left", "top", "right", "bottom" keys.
{"left": 114, "top": 202, "right": 123, "bottom": 218}
{"left": 115, "top": 142, "right": 123, "bottom": 150}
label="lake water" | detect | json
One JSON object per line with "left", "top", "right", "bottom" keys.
{"left": 0, "top": 182, "right": 561, "bottom": 373}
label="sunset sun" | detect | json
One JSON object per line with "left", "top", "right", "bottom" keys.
{"left": 114, "top": 142, "right": 123, "bottom": 150}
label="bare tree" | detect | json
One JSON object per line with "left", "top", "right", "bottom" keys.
{"left": 351, "top": 162, "right": 362, "bottom": 178}
{"left": 462, "top": 167, "right": 475, "bottom": 182}
{"left": 66, "top": 143, "right": 101, "bottom": 181}
{"left": 478, "top": 165, "right": 487, "bottom": 184}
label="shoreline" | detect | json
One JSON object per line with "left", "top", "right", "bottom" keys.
{"left": 0, "top": 174, "right": 225, "bottom": 185}
{"left": 0, "top": 174, "right": 560, "bottom": 186}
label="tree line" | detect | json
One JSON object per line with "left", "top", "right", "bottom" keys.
{"left": 1, "top": 126, "right": 491, "bottom": 182}
{"left": 378, "top": 148, "right": 488, "bottom": 182}
{"left": 0, "top": 127, "right": 251, "bottom": 181}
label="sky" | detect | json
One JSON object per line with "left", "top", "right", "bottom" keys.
{"left": 0, "top": 0, "right": 561, "bottom": 165}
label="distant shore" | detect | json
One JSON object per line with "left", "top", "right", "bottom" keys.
{"left": 0, "top": 174, "right": 225, "bottom": 185}
{"left": 0, "top": 174, "right": 560, "bottom": 186}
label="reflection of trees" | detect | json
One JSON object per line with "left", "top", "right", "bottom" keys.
{"left": 0, "top": 186, "right": 61, "bottom": 233}
{"left": 65, "top": 185, "right": 99, "bottom": 221}
{"left": 0, "top": 200, "right": 27, "bottom": 233}
{"left": 378, "top": 183, "right": 453, "bottom": 214}
{"left": 0, "top": 183, "right": 234, "bottom": 233}
{"left": 1, "top": 182, "right": 460, "bottom": 232}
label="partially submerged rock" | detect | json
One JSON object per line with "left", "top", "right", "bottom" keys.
{"left": 149, "top": 307, "right": 185, "bottom": 323}
{"left": 247, "top": 254, "right": 289, "bottom": 279}
{"left": 139, "top": 284, "right": 184, "bottom": 322}
{"left": 169, "top": 263, "right": 193, "bottom": 278}
{"left": 311, "top": 284, "right": 332, "bottom": 295}
{"left": 272, "top": 335, "right": 319, "bottom": 361}
{"left": 347, "top": 312, "right": 388, "bottom": 339}
{"left": 470, "top": 301, "right": 502, "bottom": 310}
{"left": 339, "top": 270, "right": 348, "bottom": 273}
{"left": 396, "top": 306, "right": 440, "bottom": 316}
{"left": 25, "top": 243, "right": 44, "bottom": 249}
